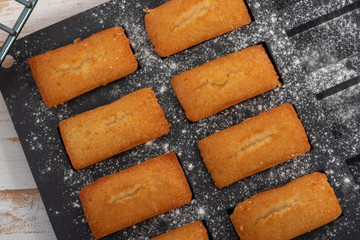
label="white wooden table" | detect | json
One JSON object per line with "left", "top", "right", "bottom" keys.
{"left": 0, "top": 1, "right": 108, "bottom": 238}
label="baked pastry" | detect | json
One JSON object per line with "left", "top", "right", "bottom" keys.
{"left": 80, "top": 152, "right": 192, "bottom": 239}
{"left": 230, "top": 172, "right": 342, "bottom": 240}
{"left": 171, "top": 45, "right": 280, "bottom": 121}
{"left": 151, "top": 221, "right": 209, "bottom": 240}
{"left": 144, "top": 0, "right": 252, "bottom": 57}
{"left": 59, "top": 88, "right": 170, "bottom": 170}
{"left": 198, "top": 103, "right": 310, "bottom": 188}
{"left": 28, "top": 27, "right": 138, "bottom": 107}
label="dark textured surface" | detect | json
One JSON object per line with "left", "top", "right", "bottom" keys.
{"left": 0, "top": 0, "right": 360, "bottom": 239}
{"left": 347, "top": 155, "right": 360, "bottom": 191}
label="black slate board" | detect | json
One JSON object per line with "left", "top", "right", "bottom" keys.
{"left": 1, "top": 0, "right": 360, "bottom": 239}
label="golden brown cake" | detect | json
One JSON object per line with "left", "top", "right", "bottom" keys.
{"left": 59, "top": 88, "right": 170, "bottom": 170}
{"left": 144, "top": 0, "right": 252, "bottom": 57}
{"left": 171, "top": 45, "right": 280, "bottom": 121}
{"left": 28, "top": 27, "right": 138, "bottom": 107}
{"left": 151, "top": 221, "right": 209, "bottom": 240}
{"left": 230, "top": 172, "right": 342, "bottom": 240}
{"left": 80, "top": 152, "right": 192, "bottom": 239}
{"left": 198, "top": 103, "right": 311, "bottom": 188}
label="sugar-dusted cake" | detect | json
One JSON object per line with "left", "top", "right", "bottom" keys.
{"left": 144, "top": 0, "right": 252, "bottom": 57}
{"left": 28, "top": 27, "right": 138, "bottom": 107}
{"left": 230, "top": 172, "right": 342, "bottom": 240}
{"left": 198, "top": 104, "right": 310, "bottom": 188}
{"left": 59, "top": 88, "right": 170, "bottom": 170}
{"left": 151, "top": 221, "right": 208, "bottom": 240}
{"left": 80, "top": 152, "right": 192, "bottom": 239}
{"left": 171, "top": 45, "right": 280, "bottom": 121}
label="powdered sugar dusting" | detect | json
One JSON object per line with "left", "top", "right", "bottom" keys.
{"left": 0, "top": 0, "right": 359, "bottom": 239}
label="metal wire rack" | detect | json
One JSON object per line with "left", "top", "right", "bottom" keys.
{"left": 0, "top": 0, "right": 37, "bottom": 66}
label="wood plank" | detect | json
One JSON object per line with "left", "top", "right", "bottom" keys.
{"left": 0, "top": 189, "right": 56, "bottom": 239}
{"left": 0, "top": 92, "right": 36, "bottom": 190}
{"left": 0, "top": 0, "right": 109, "bottom": 46}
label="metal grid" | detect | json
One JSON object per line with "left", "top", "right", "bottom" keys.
{"left": 0, "top": 0, "right": 37, "bottom": 66}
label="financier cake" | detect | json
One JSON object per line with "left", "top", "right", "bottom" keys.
{"left": 144, "top": 0, "right": 252, "bottom": 57}
{"left": 59, "top": 88, "right": 170, "bottom": 170}
{"left": 230, "top": 172, "right": 342, "bottom": 240}
{"left": 198, "top": 103, "right": 311, "bottom": 188}
{"left": 80, "top": 152, "right": 192, "bottom": 239}
{"left": 171, "top": 45, "right": 280, "bottom": 121}
{"left": 151, "top": 221, "right": 209, "bottom": 240}
{"left": 28, "top": 27, "right": 138, "bottom": 107}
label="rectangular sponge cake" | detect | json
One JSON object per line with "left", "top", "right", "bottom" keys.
{"left": 151, "top": 221, "right": 209, "bottom": 240}
{"left": 28, "top": 27, "right": 138, "bottom": 107}
{"left": 80, "top": 152, "right": 192, "bottom": 239}
{"left": 230, "top": 172, "right": 342, "bottom": 240}
{"left": 59, "top": 88, "right": 170, "bottom": 170}
{"left": 171, "top": 45, "right": 280, "bottom": 121}
{"left": 144, "top": 0, "right": 252, "bottom": 57}
{"left": 198, "top": 104, "right": 311, "bottom": 188}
